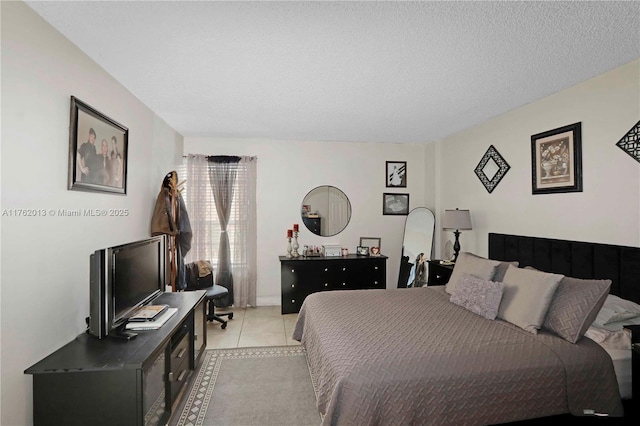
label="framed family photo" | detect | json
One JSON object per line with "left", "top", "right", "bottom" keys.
{"left": 383, "top": 193, "right": 409, "bottom": 215}
{"left": 531, "top": 122, "right": 582, "bottom": 195}
{"left": 386, "top": 161, "right": 406, "bottom": 188}
{"left": 68, "top": 96, "right": 128, "bottom": 194}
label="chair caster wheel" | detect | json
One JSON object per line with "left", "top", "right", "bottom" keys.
{"left": 228, "top": 313, "right": 234, "bottom": 320}
{"left": 221, "top": 322, "right": 227, "bottom": 329}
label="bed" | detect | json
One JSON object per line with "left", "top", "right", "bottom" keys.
{"left": 293, "top": 233, "right": 640, "bottom": 425}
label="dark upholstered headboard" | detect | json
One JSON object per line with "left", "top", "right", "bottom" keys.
{"left": 488, "top": 233, "right": 640, "bottom": 304}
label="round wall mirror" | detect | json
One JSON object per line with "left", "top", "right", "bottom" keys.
{"left": 301, "top": 186, "right": 351, "bottom": 236}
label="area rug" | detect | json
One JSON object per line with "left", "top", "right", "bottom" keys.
{"left": 171, "top": 346, "right": 321, "bottom": 426}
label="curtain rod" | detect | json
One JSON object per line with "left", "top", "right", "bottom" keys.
{"left": 182, "top": 154, "right": 257, "bottom": 161}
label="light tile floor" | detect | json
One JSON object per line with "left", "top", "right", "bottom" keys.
{"left": 206, "top": 306, "right": 301, "bottom": 349}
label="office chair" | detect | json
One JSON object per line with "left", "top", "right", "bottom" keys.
{"left": 184, "top": 261, "right": 234, "bottom": 329}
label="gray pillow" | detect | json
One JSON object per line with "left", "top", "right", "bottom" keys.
{"left": 465, "top": 252, "right": 518, "bottom": 282}
{"left": 497, "top": 265, "right": 563, "bottom": 333}
{"left": 445, "top": 252, "right": 500, "bottom": 295}
{"left": 542, "top": 276, "right": 611, "bottom": 343}
{"left": 450, "top": 273, "right": 504, "bottom": 320}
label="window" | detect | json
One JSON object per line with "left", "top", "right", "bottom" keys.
{"left": 176, "top": 160, "right": 251, "bottom": 265}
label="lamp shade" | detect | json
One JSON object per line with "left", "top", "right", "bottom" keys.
{"left": 443, "top": 209, "right": 472, "bottom": 231}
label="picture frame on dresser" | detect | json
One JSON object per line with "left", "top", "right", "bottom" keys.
{"left": 531, "top": 122, "right": 582, "bottom": 195}
{"left": 357, "top": 246, "right": 370, "bottom": 256}
{"left": 359, "top": 237, "right": 381, "bottom": 251}
{"left": 68, "top": 96, "right": 128, "bottom": 194}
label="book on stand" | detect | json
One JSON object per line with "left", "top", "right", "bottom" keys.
{"left": 125, "top": 308, "right": 177, "bottom": 330}
{"left": 128, "top": 304, "right": 169, "bottom": 322}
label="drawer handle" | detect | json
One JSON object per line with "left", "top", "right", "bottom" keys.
{"left": 374, "top": 266, "right": 379, "bottom": 270}
{"left": 436, "top": 275, "right": 441, "bottom": 279}
{"left": 168, "top": 372, "right": 174, "bottom": 382}
{"left": 177, "top": 348, "right": 187, "bottom": 359}
{"left": 324, "top": 283, "right": 328, "bottom": 287}
{"left": 374, "top": 281, "right": 379, "bottom": 285}
{"left": 291, "top": 283, "right": 295, "bottom": 288}
{"left": 291, "top": 269, "right": 295, "bottom": 273}
{"left": 342, "top": 267, "right": 346, "bottom": 271}
{"left": 324, "top": 268, "right": 328, "bottom": 272}
{"left": 291, "top": 299, "right": 295, "bottom": 303}
{"left": 178, "top": 370, "right": 188, "bottom": 382}
{"left": 342, "top": 282, "right": 346, "bottom": 286}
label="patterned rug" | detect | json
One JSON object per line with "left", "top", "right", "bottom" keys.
{"left": 171, "top": 346, "right": 320, "bottom": 426}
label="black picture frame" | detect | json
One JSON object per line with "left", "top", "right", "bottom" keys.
{"left": 385, "top": 161, "right": 406, "bottom": 188}
{"left": 383, "top": 193, "right": 409, "bottom": 215}
{"left": 68, "top": 96, "right": 128, "bottom": 194}
{"left": 356, "top": 246, "right": 370, "bottom": 256}
{"left": 531, "top": 122, "right": 582, "bottom": 195}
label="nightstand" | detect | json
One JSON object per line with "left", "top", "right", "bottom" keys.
{"left": 427, "top": 260, "right": 454, "bottom": 286}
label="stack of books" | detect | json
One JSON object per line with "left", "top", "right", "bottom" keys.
{"left": 125, "top": 304, "right": 177, "bottom": 330}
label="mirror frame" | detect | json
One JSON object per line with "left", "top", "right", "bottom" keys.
{"left": 398, "top": 207, "right": 435, "bottom": 288}
{"left": 474, "top": 145, "right": 511, "bottom": 194}
{"left": 301, "top": 185, "right": 352, "bottom": 237}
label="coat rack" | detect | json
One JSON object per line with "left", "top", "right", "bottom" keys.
{"left": 151, "top": 171, "right": 191, "bottom": 292}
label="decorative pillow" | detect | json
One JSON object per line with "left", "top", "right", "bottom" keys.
{"left": 542, "top": 276, "right": 611, "bottom": 343}
{"left": 593, "top": 295, "right": 640, "bottom": 327}
{"left": 497, "top": 265, "right": 563, "bottom": 333}
{"left": 445, "top": 252, "right": 500, "bottom": 295}
{"left": 450, "top": 273, "right": 504, "bottom": 320}
{"left": 465, "top": 252, "right": 518, "bottom": 282}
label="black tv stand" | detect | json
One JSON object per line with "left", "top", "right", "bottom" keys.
{"left": 25, "top": 291, "right": 207, "bottom": 426}
{"left": 111, "top": 324, "right": 138, "bottom": 340}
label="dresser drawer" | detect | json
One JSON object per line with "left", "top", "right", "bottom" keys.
{"left": 169, "top": 330, "right": 190, "bottom": 402}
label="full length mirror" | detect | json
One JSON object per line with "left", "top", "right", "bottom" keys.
{"left": 397, "top": 207, "right": 435, "bottom": 288}
{"left": 301, "top": 186, "right": 352, "bottom": 237}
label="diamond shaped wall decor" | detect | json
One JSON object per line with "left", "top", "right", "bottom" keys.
{"left": 616, "top": 120, "right": 640, "bottom": 163}
{"left": 474, "top": 145, "right": 511, "bottom": 194}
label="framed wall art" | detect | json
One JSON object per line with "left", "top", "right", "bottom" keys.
{"left": 68, "top": 96, "right": 128, "bottom": 194}
{"left": 474, "top": 145, "right": 510, "bottom": 194}
{"left": 531, "top": 122, "right": 582, "bottom": 195}
{"left": 615, "top": 119, "right": 640, "bottom": 164}
{"left": 383, "top": 193, "right": 409, "bottom": 215}
{"left": 386, "top": 161, "right": 406, "bottom": 188}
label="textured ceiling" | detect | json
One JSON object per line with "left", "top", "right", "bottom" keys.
{"left": 25, "top": 1, "right": 640, "bottom": 144}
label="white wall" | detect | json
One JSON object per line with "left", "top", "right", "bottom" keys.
{"left": 436, "top": 60, "right": 640, "bottom": 258}
{"left": 184, "top": 138, "right": 436, "bottom": 305}
{"left": 0, "top": 2, "right": 183, "bottom": 425}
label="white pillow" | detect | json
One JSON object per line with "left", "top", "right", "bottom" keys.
{"left": 445, "top": 252, "right": 500, "bottom": 295}
{"left": 497, "top": 265, "right": 563, "bottom": 333}
{"left": 593, "top": 295, "right": 640, "bottom": 327}
{"left": 584, "top": 325, "right": 632, "bottom": 350}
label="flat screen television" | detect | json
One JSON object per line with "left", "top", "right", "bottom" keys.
{"left": 88, "top": 235, "right": 167, "bottom": 339}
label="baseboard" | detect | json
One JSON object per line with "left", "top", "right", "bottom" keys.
{"left": 256, "top": 296, "right": 280, "bottom": 307}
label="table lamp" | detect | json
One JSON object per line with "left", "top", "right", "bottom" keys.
{"left": 443, "top": 208, "right": 472, "bottom": 262}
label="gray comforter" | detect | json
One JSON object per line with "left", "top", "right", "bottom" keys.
{"left": 293, "top": 287, "right": 623, "bottom": 425}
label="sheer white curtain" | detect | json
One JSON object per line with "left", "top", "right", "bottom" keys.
{"left": 232, "top": 156, "right": 257, "bottom": 307}
{"left": 180, "top": 154, "right": 257, "bottom": 308}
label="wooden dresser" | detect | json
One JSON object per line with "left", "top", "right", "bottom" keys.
{"left": 279, "top": 254, "right": 387, "bottom": 314}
